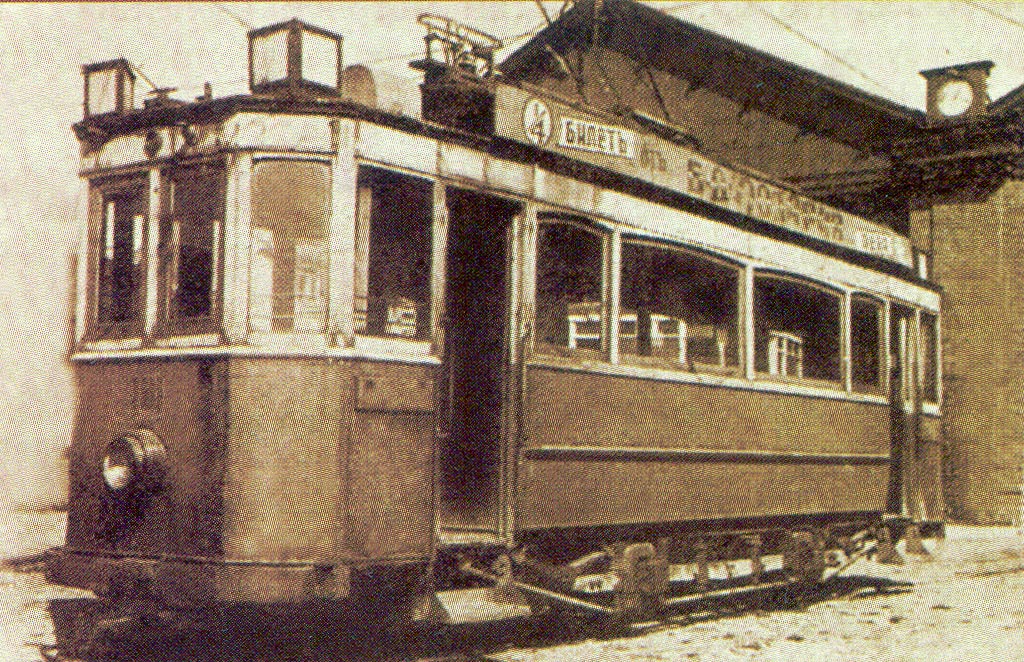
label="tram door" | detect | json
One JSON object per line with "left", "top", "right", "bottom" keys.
{"left": 438, "top": 189, "right": 521, "bottom": 535}
{"left": 889, "top": 304, "right": 923, "bottom": 519}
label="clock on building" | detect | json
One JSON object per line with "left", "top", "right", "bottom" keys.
{"left": 936, "top": 79, "right": 974, "bottom": 117}
{"left": 920, "top": 61, "right": 993, "bottom": 124}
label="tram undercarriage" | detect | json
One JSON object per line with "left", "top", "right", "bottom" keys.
{"left": 430, "top": 514, "right": 916, "bottom": 625}
{"left": 47, "top": 512, "right": 921, "bottom": 661}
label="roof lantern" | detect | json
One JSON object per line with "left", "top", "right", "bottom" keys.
{"left": 249, "top": 19, "right": 343, "bottom": 96}
{"left": 82, "top": 59, "right": 135, "bottom": 118}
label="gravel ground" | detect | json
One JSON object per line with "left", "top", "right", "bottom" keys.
{"left": 1, "top": 514, "right": 1022, "bottom": 662}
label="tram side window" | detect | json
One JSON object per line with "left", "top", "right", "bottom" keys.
{"left": 95, "top": 183, "right": 147, "bottom": 335}
{"left": 620, "top": 240, "right": 739, "bottom": 371}
{"left": 250, "top": 160, "right": 331, "bottom": 333}
{"left": 850, "top": 295, "right": 884, "bottom": 393}
{"left": 160, "top": 164, "right": 225, "bottom": 331}
{"left": 754, "top": 276, "right": 842, "bottom": 384}
{"left": 535, "top": 221, "right": 604, "bottom": 358}
{"left": 354, "top": 167, "right": 433, "bottom": 339}
{"left": 921, "top": 311, "right": 940, "bottom": 403}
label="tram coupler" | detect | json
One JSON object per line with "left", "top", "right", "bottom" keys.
{"left": 511, "top": 547, "right": 611, "bottom": 595}
{"left": 456, "top": 555, "right": 613, "bottom": 617}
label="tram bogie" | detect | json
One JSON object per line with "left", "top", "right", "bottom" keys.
{"left": 47, "top": 5, "right": 943, "bottom": 643}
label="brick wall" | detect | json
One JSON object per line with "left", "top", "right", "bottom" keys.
{"left": 912, "top": 181, "right": 1024, "bottom": 523}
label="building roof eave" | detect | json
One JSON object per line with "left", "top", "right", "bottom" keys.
{"left": 499, "top": 0, "right": 925, "bottom": 152}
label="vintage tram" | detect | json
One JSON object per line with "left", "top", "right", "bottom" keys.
{"left": 47, "top": 7, "right": 943, "bottom": 640}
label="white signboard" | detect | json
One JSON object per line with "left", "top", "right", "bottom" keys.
{"left": 496, "top": 85, "right": 914, "bottom": 268}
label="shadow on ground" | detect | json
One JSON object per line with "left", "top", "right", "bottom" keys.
{"left": 43, "top": 575, "right": 913, "bottom": 662}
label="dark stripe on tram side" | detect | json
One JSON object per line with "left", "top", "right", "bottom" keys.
{"left": 522, "top": 446, "right": 892, "bottom": 465}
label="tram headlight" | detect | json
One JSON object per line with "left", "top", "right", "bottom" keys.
{"left": 101, "top": 429, "right": 167, "bottom": 495}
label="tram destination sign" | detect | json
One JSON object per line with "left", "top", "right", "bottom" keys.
{"left": 497, "top": 86, "right": 913, "bottom": 268}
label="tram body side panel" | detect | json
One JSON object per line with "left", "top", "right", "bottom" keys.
{"left": 222, "top": 358, "right": 434, "bottom": 565}
{"left": 342, "top": 360, "right": 435, "bottom": 561}
{"left": 221, "top": 358, "right": 347, "bottom": 564}
{"left": 55, "top": 356, "right": 437, "bottom": 604}
{"left": 517, "top": 366, "right": 891, "bottom": 529}
{"left": 58, "top": 359, "right": 228, "bottom": 589}
{"left": 222, "top": 357, "right": 435, "bottom": 565}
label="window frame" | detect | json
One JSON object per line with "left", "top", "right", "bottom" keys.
{"left": 532, "top": 215, "right": 610, "bottom": 362}
{"left": 849, "top": 292, "right": 887, "bottom": 396}
{"left": 752, "top": 271, "right": 846, "bottom": 389}
{"left": 247, "top": 156, "right": 333, "bottom": 336}
{"left": 156, "top": 159, "right": 228, "bottom": 338}
{"left": 88, "top": 176, "right": 149, "bottom": 341}
{"left": 919, "top": 309, "right": 941, "bottom": 405}
{"left": 353, "top": 164, "right": 436, "bottom": 344}
{"left": 516, "top": 211, "right": 938, "bottom": 408}
{"left": 616, "top": 234, "right": 744, "bottom": 375}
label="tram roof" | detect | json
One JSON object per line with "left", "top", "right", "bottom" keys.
{"left": 69, "top": 6, "right": 934, "bottom": 287}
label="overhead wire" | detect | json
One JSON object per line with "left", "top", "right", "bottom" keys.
{"left": 215, "top": 3, "right": 253, "bottom": 31}
{"left": 961, "top": 0, "right": 1024, "bottom": 33}
{"left": 498, "top": 21, "right": 549, "bottom": 49}
{"left": 121, "top": 8, "right": 550, "bottom": 101}
{"left": 343, "top": 16, "right": 547, "bottom": 69}
{"left": 534, "top": 0, "right": 553, "bottom": 26}
{"left": 344, "top": 20, "right": 546, "bottom": 71}
{"left": 127, "top": 61, "right": 160, "bottom": 92}
{"left": 958, "top": 1, "right": 1024, "bottom": 80}
{"left": 130, "top": 4, "right": 252, "bottom": 100}
{"left": 744, "top": 2, "right": 900, "bottom": 99}
{"left": 657, "top": 2, "right": 711, "bottom": 15}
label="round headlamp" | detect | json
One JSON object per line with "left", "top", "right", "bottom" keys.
{"left": 101, "top": 429, "right": 167, "bottom": 495}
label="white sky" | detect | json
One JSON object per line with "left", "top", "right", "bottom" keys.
{"left": 1, "top": 1, "right": 1023, "bottom": 505}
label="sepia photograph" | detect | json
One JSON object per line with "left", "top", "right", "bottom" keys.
{"left": 0, "top": 1, "right": 1022, "bottom": 660}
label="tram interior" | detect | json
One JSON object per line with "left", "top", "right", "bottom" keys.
{"left": 355, "top": 167, "right": 434, "bottom": 339}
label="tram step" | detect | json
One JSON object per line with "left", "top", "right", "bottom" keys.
{"left": 432, "top": 588, "right": 532, "bottom": 624}
{"left": 437, "top": 529, "right": 503, "bottom": 549}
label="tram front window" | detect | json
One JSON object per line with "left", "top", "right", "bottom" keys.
{"left": 161, "top": 164, "right": 225, "bottom": 331}
{"left": 535, "top": 221, "right": 604, "bottom": 358}
{"left": 354, "top": 167, "right": 433, "bottom": 339}
{"left": 96, "top": 182, "right": 146, "bottom": 334}
{"left": 754, "top": 276, "right": 842, "bottom": 384}
{"left": 620, "top": 241, "right": 739, "bottom": 371}
{"left": 250, "top": 160, "right": 331, "bottom": 333}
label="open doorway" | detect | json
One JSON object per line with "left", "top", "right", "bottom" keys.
{"left": 438, "top": 188, "right": 521, "bottom": 533}
{"left": 889, "top": 303, "right": 916, "bottom": 517}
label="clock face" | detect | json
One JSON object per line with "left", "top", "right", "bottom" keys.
{"left": 936, "top": 79, "right": 975, "bottom": 117}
